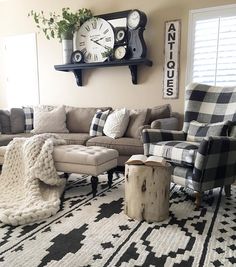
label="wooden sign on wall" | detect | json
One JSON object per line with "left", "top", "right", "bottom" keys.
{"left": 163, "top": 20, "right": 181, "bottom": 99}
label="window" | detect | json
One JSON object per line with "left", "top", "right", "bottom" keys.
{"left": 186, "top": 4, "right": 236, "bottom": 86}
{"left": 0, "top": 33, "right": 39, "bottom": 108}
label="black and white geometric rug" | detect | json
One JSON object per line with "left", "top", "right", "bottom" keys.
{"left": 0, "top": 173, "right": 235, "bottom": 267}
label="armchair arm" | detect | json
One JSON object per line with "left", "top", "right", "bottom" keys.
{"left": 193, "top": 136, "right": 236, "bottom": 191}
{"left": 142, "top": 129, "right": 186, "bottom": 155}
{"left": 151, "top": 116, "right": 179, "bottom": 130}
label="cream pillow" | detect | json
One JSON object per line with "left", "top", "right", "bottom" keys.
{"left": 103, "top": 108, "right": 130, "bottom": 139}
{"left": 32, "top": 105, "right": 69, "bottom": 134}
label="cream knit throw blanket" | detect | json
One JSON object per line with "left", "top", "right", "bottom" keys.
{"left": 0, "top": 134, "right": 66, "bottom": 226}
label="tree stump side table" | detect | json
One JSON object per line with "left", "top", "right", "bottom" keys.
{"left": 124, "top": 163, "right": 172, "bottom": 222}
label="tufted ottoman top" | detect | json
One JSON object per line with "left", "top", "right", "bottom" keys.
{"left": 0, "top": 144, "right": 118, "bottom": 176}
{"left": 53, "top": 145, "right": 118, "bottom": 166}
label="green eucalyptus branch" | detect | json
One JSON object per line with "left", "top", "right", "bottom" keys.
{"left": 101, "top": 47, "right": 114, "bottom": 58}
{"left": 28, "top": 7, "right": 93, "bottom": 41}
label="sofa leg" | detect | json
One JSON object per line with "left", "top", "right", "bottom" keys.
{"left": 195, "top": 192, "right": 202, "bottom": 209}
{"left": 224, "top": 185, "right": 231, "bottom": 197}
{"left": 91, "top": 176, "right": 98, "bottom": 197}
{"left": 107, "top": 169, "right": 114, "bottom": 188}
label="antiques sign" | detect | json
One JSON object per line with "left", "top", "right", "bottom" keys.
{"left": 163, "top": 20, "right": 181, "bottom": 99}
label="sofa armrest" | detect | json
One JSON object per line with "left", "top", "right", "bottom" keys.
{"left": 151, "top": 116, "right": 179, "bottom": 130}
{"left": 193, "top": 136, "right": 236, "bottom": 191}
{"left": 142, "top": 129, "right": 186, "bottom": 155}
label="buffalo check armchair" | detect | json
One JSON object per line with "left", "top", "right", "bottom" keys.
{"left": 142, "top": 83, "right": 236, "bottom": 208}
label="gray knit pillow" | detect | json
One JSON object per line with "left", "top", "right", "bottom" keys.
{"left": 32, "top": 106, "right": 69, "bottom": 134}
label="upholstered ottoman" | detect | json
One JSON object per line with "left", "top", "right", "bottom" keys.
{"left": 0, "top": 145, "right": 118, "bottom": 197}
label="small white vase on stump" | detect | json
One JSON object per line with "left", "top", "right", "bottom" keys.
{"left": 61, "top": 32, "right": 73, "bottom": 64}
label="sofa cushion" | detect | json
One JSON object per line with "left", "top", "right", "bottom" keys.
{"left": 10, "top": 108, "right": 25, "bottom": 134}
{"left": 125, "top": 109, "right": 147, "bottom": 138}
{"left": 149, "top": 141, "right": 200, "bottom": 167}
{"left": 0, "top": 133, "right": 33, "bottom": 146}
{"left": 56, "top": 133, "right": 92, "bottom": 145}
{"left": 187, "top": 120, "right": 229, "bottom": 142}
{"left": 0, "top": 110, "right": 11, "bottom": 134}
{"left": 32, "top": 105, "right": 69, "bottom": 134}
{"left": 87, "top": 136, "right": 143, "bottom": 156}
{"left": 89, "top": 109, "right": 110, "bottom": 137}
{"left": 146, "top": 104, "right": 171, "bottom": 124}
{"left": 66, "top": 107, "right": 111, "bottom": 133}
{"left": 103, "top": 108, "right": 130, "bottom": 139}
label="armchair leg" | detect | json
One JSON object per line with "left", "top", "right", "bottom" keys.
{"left": 224, "top": 185, "right": 231, "bottom": 197}
{"left": 195, "top": 192, "right": 202, "bottom": 209}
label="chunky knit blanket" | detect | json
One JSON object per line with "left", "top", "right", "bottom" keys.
{"left": 0, "top": 134, "right": 66, "bottom": 226}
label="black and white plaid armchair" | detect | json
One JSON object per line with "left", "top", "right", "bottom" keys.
{"left": 142, "top": 83, "right": 236, "bottom": 207}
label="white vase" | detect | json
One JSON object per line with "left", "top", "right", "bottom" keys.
{"left": 62, "top": 39, "right": 73, "bottom": 64}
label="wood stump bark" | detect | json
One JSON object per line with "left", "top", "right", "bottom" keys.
{"left": 124, "top": 164, "right": 171, "bottom": 222}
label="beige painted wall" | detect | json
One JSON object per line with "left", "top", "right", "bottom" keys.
{"left": 0, "top": 0, "right": 235, "bottom": 113}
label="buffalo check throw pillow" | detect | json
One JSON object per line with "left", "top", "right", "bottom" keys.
{"left": 187, "top": 120, "right": 229, "bottom": 142}
{"left": 89, "top": 109, "right": 110, "bottom": 137}
{"left": 22, "top": 106, "right": 34, "bottom": 132}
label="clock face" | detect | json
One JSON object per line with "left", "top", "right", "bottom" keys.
{"left": 114, "top": 46, "right": 126, "bottom": 60}
{"left": 76, "top": 18, "right": 115, "bottom": 63}
{"left": 116, "top": 29, "right": 125, "bottom": 42}
{"left": 71, "top": 50, "right": 84, "bottom": 63}
{"left": 127, "top": 10, "right": 141, "bottom": 29}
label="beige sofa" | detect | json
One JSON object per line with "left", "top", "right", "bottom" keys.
{"left": 0, "top": 105, "right": 179, "bottom": 166}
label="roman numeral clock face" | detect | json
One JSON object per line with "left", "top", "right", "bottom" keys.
{"left": 76, "top": 18, "right": 115, "bottom": 63}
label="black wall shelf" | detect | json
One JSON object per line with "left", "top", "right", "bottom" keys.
{"left": 54, "top": 58, "right": 153, "bottom": 86}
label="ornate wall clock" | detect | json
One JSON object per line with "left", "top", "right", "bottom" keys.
{"left": 76, "top": 18, "right": 115, "bottom": 63}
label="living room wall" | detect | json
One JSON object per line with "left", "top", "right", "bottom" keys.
{"left": 0, "top": 0, "right": 235, "bottom": 114}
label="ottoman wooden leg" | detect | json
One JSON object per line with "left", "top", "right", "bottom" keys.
{"left": 224, "top": 185, "right": 231, "bottom": 197}
{"left": 91, "top": 176, "right": 98, "bottom": 197}
{"left": 195, "top": 191, "right": 202, "bottom": 209}
{"left": 107, "top": 169, "right": 114, "bottom": 188}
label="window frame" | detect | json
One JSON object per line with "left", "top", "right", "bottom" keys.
{"left": 186, "top": 4, "right": 236, "bottom": 86}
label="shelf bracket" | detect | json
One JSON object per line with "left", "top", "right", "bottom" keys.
{"left": 128, "top": 65, "right": 138, "bottom": 84}
{"left": 72, "top": 69, "right": 82, "bottom": 86}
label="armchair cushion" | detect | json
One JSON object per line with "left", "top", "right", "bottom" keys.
{"left": 142, "top": 129, "right": 186, "bottom": 155}
{"left": 149, "top": 141, "right": 199, "bottom": 167}
{"left": 187, "top": 120, "right": 230, "bottom": 142}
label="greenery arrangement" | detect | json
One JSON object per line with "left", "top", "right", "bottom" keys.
{"left": 101, "top": 48, "right": 114, "bottom": 60}
{"left": 28, "top": 7, "right": 93, "bottom": 41}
